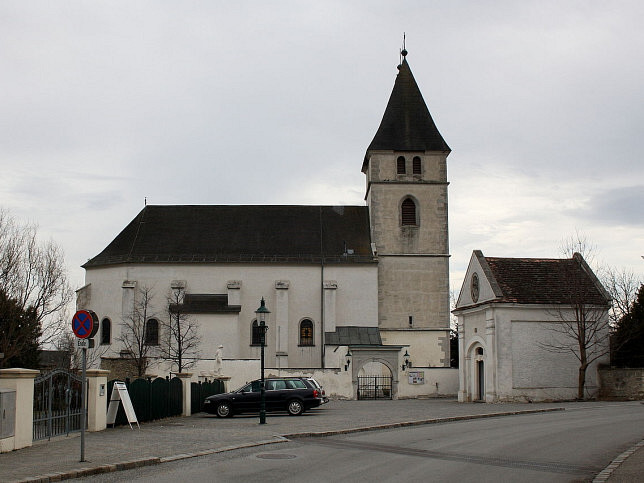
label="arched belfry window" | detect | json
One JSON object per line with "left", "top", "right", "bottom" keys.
{"left": 413, "top": 156, "right": 421, "bottom": 174}
{"left": 251, "top": 319, "right": 261, "bottom": 345}
{"left": 101, "top": 318, "right": 111, "bottom": 345}
{"left": 299, "top": 319, "right": 314, "bottom": 346}
{"left": 145, "top": 319, "right": 159, "bottom": 345}
{"left": 401, "top": 198, "right": 417, "bottom": 226}
{"left": 397, "top": 156, "right": 406, "bottom": 174}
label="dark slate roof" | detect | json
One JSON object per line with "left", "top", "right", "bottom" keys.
{"left": 170, "top": 294, "right": 241, "bottom": 314}
{"left": 363, "top": 58, "right": 450, "bottom": 171}
{"left": 83, "top": 205, "right": 374, "bottom": 268}
{"left": 477, "top": 251, "right": 611, "bottom": 306}
{"left": 325, "top": 326, "right": 382, "bottom": 346}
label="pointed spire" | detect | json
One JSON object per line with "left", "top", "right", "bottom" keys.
{"left": 364, "top": 53, "right": 450, "bottom": 167}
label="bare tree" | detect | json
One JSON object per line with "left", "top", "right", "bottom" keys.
{"left": 0, "top": 209, "right": 73, "bottom": 349}
{"left": 601, "top": 266, "right": 642, "bottom": 327}
{"left": 539, "top": 236, "right": 612, "bottom": 399}
{"left": 160, "top": 287, "right": 201, "bottom": 373}
{"left": 56, "top": 331, "right": 110, "bottom": 371}
{"left": 117, "top": 285, "right": 157, "bottom": 377}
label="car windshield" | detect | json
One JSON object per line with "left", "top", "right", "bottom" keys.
{"left": 237, "top": 381, "right": 261, "bottom": 393}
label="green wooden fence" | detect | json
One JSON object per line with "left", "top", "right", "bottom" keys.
{"left": 191, "top": 379, "right": 225, "bottom": 413}
{"left": 107, "top": 376, "right": 183, "bottom": 426}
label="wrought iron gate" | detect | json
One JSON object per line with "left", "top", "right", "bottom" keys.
{"left": 357, "top": 375, "right": 393, "bottom": 400}
{"left": 33, "top": 369, "right": 84, "bottom": 441}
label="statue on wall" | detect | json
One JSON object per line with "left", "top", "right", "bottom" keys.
{"left": 214, "top": 345, "right": 224, "bottom": 376}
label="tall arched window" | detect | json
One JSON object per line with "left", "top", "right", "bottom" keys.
{"left": 145, "top": 318, "right": 159, "bottom": 345}
{"left": 299, "top": 319, "right": 314, "bottom": 346}
{"left": 397, "top": 156, "right": 406, "bottom": 174}
{"left": 251, "top": 319, "right": 261, "bottom": 345}
{"left": 412, "top": 156, "right": 421, "bottom": 174}
{"left": 401, "top": 198, "right": 417, "bottom": 226}
{"left": 101, "top": 318, "right": 111, "bottom": 345}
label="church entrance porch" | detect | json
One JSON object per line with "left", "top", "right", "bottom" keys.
{"left": 349, "top": 347, "right": 402, "bottom": 399}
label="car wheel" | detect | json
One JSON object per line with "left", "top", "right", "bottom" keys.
{"left": 287, "top": 399, "right": 304, "bottom": 416}
{"left": 216, "top": 402, "right": 233, "bottom": 418}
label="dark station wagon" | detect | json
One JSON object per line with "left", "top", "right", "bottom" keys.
{"left": 203, "top": 377, "right": 323, "bottom": 417}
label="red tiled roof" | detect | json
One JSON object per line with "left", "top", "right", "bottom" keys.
{"left": 482, "top": 254, "right": 610, "bottom": 306}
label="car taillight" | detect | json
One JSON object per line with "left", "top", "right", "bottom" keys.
{"left": 313, "top": 389, "right": 319, "bottom": 398}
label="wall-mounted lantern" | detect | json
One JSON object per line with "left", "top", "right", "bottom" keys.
{"left": 344, "top": 349, "right": 352, "bottom": 371}
{"left": 401, "top": 349, "right": 412, "bottom": 371}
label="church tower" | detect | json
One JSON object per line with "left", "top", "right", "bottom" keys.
{"left": 363, "top": 51, "right": 451, "bottom": 367}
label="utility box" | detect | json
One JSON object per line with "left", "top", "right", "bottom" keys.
{"left": 0, "top": 389, "right": 16, "bottom": 439}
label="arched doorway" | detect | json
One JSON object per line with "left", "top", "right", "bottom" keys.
{"left": 357, "top": 361, "right": 393, "bottom": 400}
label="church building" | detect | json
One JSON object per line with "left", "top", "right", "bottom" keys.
{"left": 78, "top": 51, "right": 458, "bottom": 399}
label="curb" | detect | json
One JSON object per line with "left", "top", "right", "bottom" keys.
{"left": 283, "top": 407, "right": 565, "bottom": 439}
{"left": 592, "top": 439, "right": 644, "bottom": 483}
{"left": 14, "top": 408, "right": 563, "bottom": 483}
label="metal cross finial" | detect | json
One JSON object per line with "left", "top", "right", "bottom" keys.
{"left": 401, "top": 32, "right": 407, "bottom": 58}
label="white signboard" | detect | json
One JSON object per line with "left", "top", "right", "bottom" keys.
{"left": 76, "top": 339, "right": 89, "bottom": 349}
{"left": 106, "top": 382, "right": 139, "bottom": 429}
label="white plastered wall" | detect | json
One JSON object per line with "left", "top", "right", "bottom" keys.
{"left": 82, "top": 262, "right": 378, "bottom": 374}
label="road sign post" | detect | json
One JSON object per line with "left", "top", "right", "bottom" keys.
{"left": 71, "top": 310, "right": 98, "bottom": 463}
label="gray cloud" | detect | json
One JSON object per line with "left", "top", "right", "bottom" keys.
{"left": 572, "top": 186, "right": 644, "bottom": 227}
{"left": 1, "top": 1, "right": 643, "bottom": 291}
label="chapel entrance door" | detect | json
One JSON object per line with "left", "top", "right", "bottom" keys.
{"left": 476, "top": 360, "right": 485, "bottom": 401}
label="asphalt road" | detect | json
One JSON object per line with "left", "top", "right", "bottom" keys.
{"left": 75, "top": 402, "right": 644, "bottom": 482}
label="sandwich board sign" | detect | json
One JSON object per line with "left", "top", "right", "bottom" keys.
{"left": 107, "top": 382, "right": 140, "bottom": 429}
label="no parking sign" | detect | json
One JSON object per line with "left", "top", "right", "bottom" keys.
{"left": 72, "top": 310, "right": 98, "bottom": 339}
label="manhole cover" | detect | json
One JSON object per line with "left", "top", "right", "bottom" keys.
{"left": 256, "top": 453, "right": 297, "bottom": 460}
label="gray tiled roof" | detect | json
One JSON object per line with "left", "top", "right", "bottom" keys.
{"left": 363, "top": 58, "right": 450, "bottom": 171}
{"left": 83, "top": 205, "right": 375, "bottom": 268}
{"left": 325, "top": 326, "right": 382, "bottom": 346}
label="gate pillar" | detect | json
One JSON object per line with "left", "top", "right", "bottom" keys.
{"left": 0, "top": 368, "right": 39, "bottom": 452}
{"left": 176, "top": 373, "right": 193, "bottom": 416}
{"left": 86, "top": 369, "right": 110, "bottom": 432}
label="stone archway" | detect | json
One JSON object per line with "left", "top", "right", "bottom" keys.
{"left": 349, "top": 347, "right": 400, "bottom": 400}
{"left": 461, "top": 339, "right": 487, "bottom": 402}
{"left": 357, "top": 361, "right": 393, "bottom": 400}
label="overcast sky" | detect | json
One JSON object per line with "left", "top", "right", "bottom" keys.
{"left": 1, "top": 1, "right": 643, "bottom": 297}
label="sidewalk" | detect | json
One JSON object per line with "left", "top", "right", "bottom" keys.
{"left": 0, "top": 399, "right": 640, "bottom": 482}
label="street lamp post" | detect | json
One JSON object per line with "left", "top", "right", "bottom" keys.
{"left": 255, "top": 297, "right": 270, "bottom": 424}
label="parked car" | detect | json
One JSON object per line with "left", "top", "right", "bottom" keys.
{"left": 303, "top": 377, "right": 328, "bottom": 404}
{"left": 203, "top": 377, "right": 323, "bottom": 418}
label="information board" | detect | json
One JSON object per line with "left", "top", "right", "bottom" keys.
{"left": 408, "top": 371, "right": 425, "bottom": 385}
{"left": 106, "top": 382, "right": 139, "bottom": 429}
